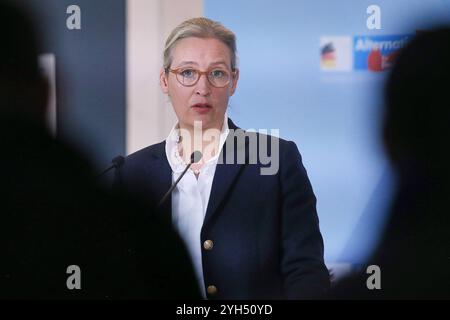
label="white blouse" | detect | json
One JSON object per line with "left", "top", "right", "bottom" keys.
{"left": 164, "top": 114, "right": 230, "bottom": 298}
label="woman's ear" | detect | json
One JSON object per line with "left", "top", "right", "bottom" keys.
{"left": 160, "top": 68, "right": 169, "bottom": 94}
{"left": 230, "top": 68, "right": 239, "bottom": 96}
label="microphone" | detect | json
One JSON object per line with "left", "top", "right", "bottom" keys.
{"left": 97, "top": 155, "right": 125, "bottom": 178}
{"left": 158, "top": 151, "right": 203, "bottom": 207}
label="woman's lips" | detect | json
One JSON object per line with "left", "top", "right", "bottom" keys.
{"left": 191, "top": 103, "right": 212, "bottom": 113}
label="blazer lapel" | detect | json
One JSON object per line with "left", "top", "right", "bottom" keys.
{"left": 203, "top": 118, "right": 247, "bottom": 226}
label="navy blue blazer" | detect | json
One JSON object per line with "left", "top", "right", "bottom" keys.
{"left": 114, "top": 118, "right": 330, "bottom": 299}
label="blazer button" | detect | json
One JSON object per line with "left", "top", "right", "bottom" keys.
{"left": 203, "top": 240, "right": 214, "bottom": 250}
{"left": 207, "top": 285, "right": 218, "bottom": 296}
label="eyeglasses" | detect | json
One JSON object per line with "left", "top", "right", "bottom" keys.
{"left": 167, "top": 67, "right": 235, "bottom": 88}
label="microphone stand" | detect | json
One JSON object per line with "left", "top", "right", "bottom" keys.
{"left": 158, "top": 151, "right": 202, "bottom": 207}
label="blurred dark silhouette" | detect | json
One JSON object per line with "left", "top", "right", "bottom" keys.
{"left": 0, "top": 0, "right": 200, "bottom": 299}
{"left": 330, "top": 27, "right": 450, "bottom": 299}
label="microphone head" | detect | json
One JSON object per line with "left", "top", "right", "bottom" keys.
{"left": 190, "top": 151, "right": 203, "bottom": 163}
{"left": 112, "top": 155, "right": 125, "bottom": 168}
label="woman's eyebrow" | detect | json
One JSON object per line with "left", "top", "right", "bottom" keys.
{"left": 209, "top": 61, "right": 228, "bottom": 67}
{"left": 175, "top": 61, "right": 199, "bottom": 67}
{"left": 175, "top": 61, "right": 229, "bottom": 68}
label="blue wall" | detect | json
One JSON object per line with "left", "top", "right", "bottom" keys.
{"left": 205, "top": 0, "right": 450, "bottom": 263}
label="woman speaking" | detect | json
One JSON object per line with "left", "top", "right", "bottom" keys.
{"left": 115, "top": 17, "right": 329, "bottom": 299}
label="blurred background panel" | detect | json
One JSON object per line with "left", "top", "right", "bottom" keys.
{"left": 18, "top": 0, "right": 127, "bottom": 170}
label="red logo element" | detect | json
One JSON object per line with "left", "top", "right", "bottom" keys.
{"left": 368, "top": 49, "right": 399, "bottom": 72}
{"left": 368, "top": 49, "right": 383, "bottom": 72}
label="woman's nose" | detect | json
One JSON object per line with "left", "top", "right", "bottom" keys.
{"left": 195, "top": 74, "right": 211, "bottom": 96}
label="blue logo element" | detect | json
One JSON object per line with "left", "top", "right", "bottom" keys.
{"left": 353, "top": 35, "right": 412, "bottom": 72}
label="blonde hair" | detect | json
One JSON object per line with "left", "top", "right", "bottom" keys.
{"left": 163, "top": 17, "right": 237, "bottom": 72}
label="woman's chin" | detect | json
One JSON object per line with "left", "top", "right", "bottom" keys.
{"left": 189, "top": 116, "right": 214, "bottom": 128}
{"left": 179, "top": 114, "right": 223, "bottom": 131}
